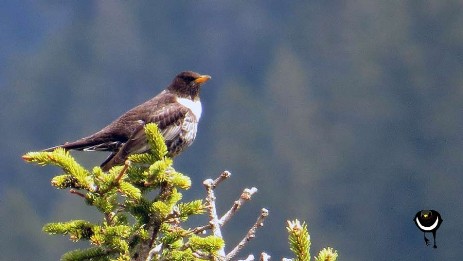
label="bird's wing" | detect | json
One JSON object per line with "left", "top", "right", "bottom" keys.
{"left": 148, "top": 102, "right": 192, "bottom": 143}
{"left": 100, "top": 122, "right": 146, "bottom": 171}
{"left": 116, "top": 96, "right": 192, "bottom": 144}
{"left": 100, "top": 103, "right": 192, "bottom": 170}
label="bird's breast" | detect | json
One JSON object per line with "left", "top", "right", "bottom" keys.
{"left": 176, "top": 97, "right": 202, "bottom": 120}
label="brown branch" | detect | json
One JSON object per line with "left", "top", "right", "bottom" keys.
{"left": 226, "top": 208, "right": 269, "bottom": 261}
{"left": 69, "top": 189, "right": 86, "bottom": 198}
{"left": 115, "top": 160, "right": 131, "bottom": 183}
{"left": 212, "top": 170, "right": 231, "bottom": 188}
{"left": 192, "top": 250, "right": 213, "bottom": 260}
{"left": 219, "top": 187, "right": 258, "bottom": 226}
{"left": 96, "top": 160, "right": 131, "bottom": 195}
{"left": 192, "top": 171, "right": 232, "bottom": 236}
{"left": 192, "top": 223, "right": 212, "bottom": 235}
{"left": 134, "top": 183, "right": 171, "bottom": 261}
{"left": 203, "top": 178, "right": 225, "bottom": 258}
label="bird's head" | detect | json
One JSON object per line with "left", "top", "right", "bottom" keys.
{"left": 168, "top": 71, "right": 211, "bottom": 100}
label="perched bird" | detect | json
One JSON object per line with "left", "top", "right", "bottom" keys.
{"left": 44, "top": 71, "right": 211, "bottom": 171}
{"left": 413, "top": 210, "right": 443, "bottom": 248}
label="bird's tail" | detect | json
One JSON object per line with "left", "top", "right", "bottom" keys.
{"left": 42, "top": 145, "right": 63, "bottom": 152}
{"left": 42, "top": 138, "right": 105, "bottom": 152}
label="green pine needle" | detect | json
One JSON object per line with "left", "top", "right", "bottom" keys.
{"left": 165, "top": 189, "right": 183, "bottom": 207}
{"left": 23, "top": 123, "right": 339, "bottom": 260}
{"left": 118, "top": 181, "right": 141, "bottom": 200}
{"left": 144, "top": 123, "right": 168, "bottom": 160}
{"left": 60, "top": 247, "right": 109, "bottom": 261}
{"left": 151, "top": 201, "right": 171, "bottom": 218}
{"left": 189, "top": 235, "right": 224, "bottom": 254}
{"left": 23, "top": 148, "right": 94, "bottom": 190}
{"left": 148, "top": 158, "right": 172, "bottom": 179}
{"left": 167, "top": 249, "right": 195, "bottom": 261}
{"left": 177, "top": 200, "right": 204, "bottom": 220}
{"left": 314, "top": 247, "right": 338, "bottom": 261}
{"left": 51, "top": 174, "right": 79, "bottom": 189}
{"left": 287, "top": 219, "right": 311, "bottom": 261}
{"left": 127, "top": 153, "right": 158, "bottom": 165}
{"left": 169, "top": 171, "right": 192, "bottom": 189}
{"left": 43, "top": 220, "right": 95, "bottom": 241}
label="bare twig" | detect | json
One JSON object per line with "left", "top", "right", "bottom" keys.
{"left": 219, "top": 187, "right": 258, "bottom": 226}
{"left": 203, "top": 178, "right": 225, "bottom": 258}
{"left": 192, "top": 171, "right": 235, "bottom": 235}
{"left": 260, "top": 252, "right": 271, "bottom": 261}
{"left": 203, "top": 179, "right": 221, "bottom": 236}
{"left": 115, "top": 160, "right": 131, "bottom": 183}
{"left": 192, "top": 223, "right": 212, "bottom": 235}
{"left": 226, "top": 208, "right": 269, "bottom": 261}
{"left": 192, "top": 250, "right": 213, "bottom": 259}
{"left": 69, "top": 189, "right": 86, "bottom": 198}
{"left": 201, "top": 171, "right": 268, "bottom": 260}
{"left": 212, "top": 170, "right": 231, "bottom": 188}
{"left": 97, "top": 160, "right": 131, "bottom": 195}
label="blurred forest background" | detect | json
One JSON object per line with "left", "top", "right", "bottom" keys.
{"left": 1, "top": 1, "right": 463, "bottom": 260}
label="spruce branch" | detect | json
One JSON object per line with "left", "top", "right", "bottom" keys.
{"left": 60, "top": 247, "right": 110, "bottom": 261}
{"left": 314, "top": 247, "right": 338, "bottom": 261}
{"left": 23, "top": 148, "right": 94, "bottom": 190}
{"left": 23, "top": 123, "right": 219, "bottom": 261}
{"left": 287, "top": 219, "right": 310, "bottom": 261}
{"left": 143, "top": 123, "right": 168, "bottom": 160}
{"left": 43, "top": 220, "right": 95, "bottom": 241}
{"left": 285, "top": 220, "right": 338, "bottom": 261}
{"left": 23, "top": 122, "right": 338, "bottom": 260}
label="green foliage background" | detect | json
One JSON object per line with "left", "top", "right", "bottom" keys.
{"left": 2, "top": 1, "right": 463, "bottom": 260}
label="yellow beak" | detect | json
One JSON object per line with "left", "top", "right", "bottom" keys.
{"left": 194, "top": 75, "right": 212, "bottom": 84}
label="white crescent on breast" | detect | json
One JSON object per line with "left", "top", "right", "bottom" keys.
{"left": 415, "top": 216, "right": 440, "bottom": 231}
{"left": 177, "top": 97, "right": 202, "bottom": 120}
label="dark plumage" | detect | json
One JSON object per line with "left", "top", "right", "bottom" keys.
{"left": 44, "top": 71, "right": 211, "bottom": 171}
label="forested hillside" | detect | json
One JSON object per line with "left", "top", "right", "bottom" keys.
{"left": 1, "top": 1, "right": 462, "bottom": 260}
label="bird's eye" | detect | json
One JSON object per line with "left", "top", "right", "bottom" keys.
{"left": 182, "top": 76, "right": 195, "bottom": 82}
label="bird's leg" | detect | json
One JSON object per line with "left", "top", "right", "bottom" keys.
{"left": 432, "top": 230, "right": 437, "bottom": 248}
{"left": 424, "top": 233, "right": 430, "bottom": 246}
